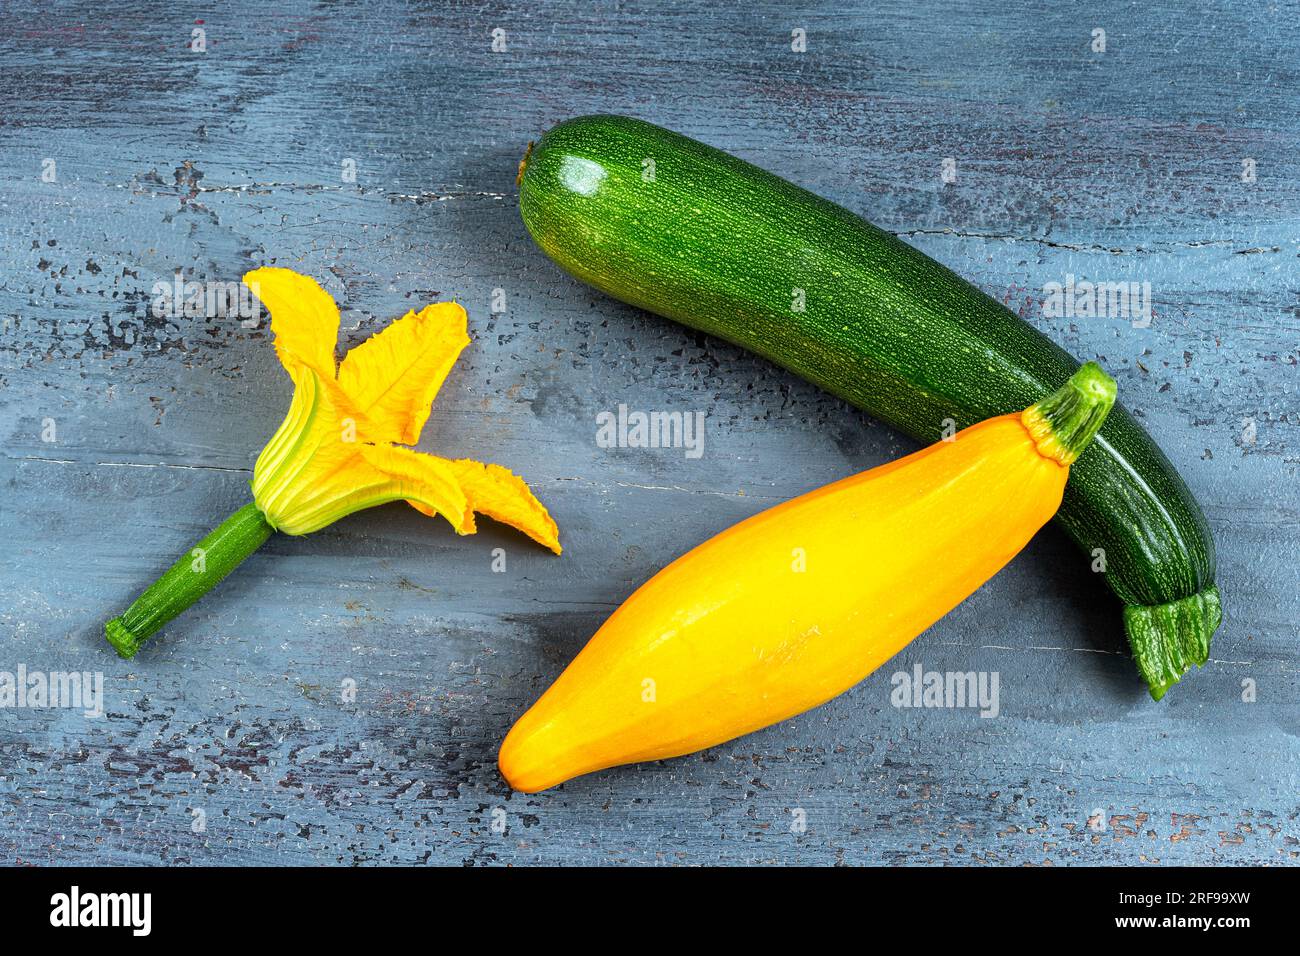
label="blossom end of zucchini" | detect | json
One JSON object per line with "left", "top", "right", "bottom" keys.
{"left": 1124, "top": 585, "right": 1223, "bottom": 701}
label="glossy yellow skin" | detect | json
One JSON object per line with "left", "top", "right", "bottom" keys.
{"left": 500, "top": 412, "right": 1072, "bottom": 792}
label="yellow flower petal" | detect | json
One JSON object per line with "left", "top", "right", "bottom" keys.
{"left": 244, "top": 269, "right": 561, "bottom": 555}
{"left": 253, "top": 365, "right": 468, "bottom": 536}
{"left": 356, "top": 444, "right": 473, "bottom": 535}
{"left": 337, "top": 302, "right": 470, "bottom": 446}
{"left": 407, "top": 457, "right": 562, "bottom": 555}
{"left": 244, "top": 267, "right": 341, "bottom": 377}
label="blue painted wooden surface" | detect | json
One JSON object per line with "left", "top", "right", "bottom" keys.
{"left": 0, "top": 0, "right": 1296, "bottom": 865}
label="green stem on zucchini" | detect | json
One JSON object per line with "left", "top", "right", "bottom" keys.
{"left": 1125, "top": 586, "right": 1223, "bottom": 700}
{"left": 1023, "top": 362, "right": 1117, "bottom": 465}
{"left": 104, "top": 502, "right": 274, "bottom": 660}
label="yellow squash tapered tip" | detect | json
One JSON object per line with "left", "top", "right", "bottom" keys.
{"left": 499, "top": 718, "right": 566, "bottom": 793}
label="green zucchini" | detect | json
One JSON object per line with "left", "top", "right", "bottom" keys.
{"left": 518, "top": 114, "right": 1221, "bottom": 700}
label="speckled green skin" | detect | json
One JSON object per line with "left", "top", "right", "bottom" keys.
{"left": 519, "top": 114, "right": 1221, "bottom": 699}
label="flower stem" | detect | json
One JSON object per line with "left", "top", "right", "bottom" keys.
{"left": 104, "top": 502, "right": 274, "bottom": 659}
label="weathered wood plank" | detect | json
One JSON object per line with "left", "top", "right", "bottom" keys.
{"left": 0, "top": 0, "right": 1296, "bottom": 865}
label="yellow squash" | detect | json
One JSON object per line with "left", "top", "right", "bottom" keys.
{"left": 500, "top": 364, "right": 1116, "bottom": 792}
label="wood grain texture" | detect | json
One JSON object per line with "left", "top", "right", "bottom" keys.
{"left": 0, "top": 0, "right": 1296, "bottom": 865}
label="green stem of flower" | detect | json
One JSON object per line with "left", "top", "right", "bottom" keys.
{"left": 104, "top": 502, "right": 274, "bottom": 659}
